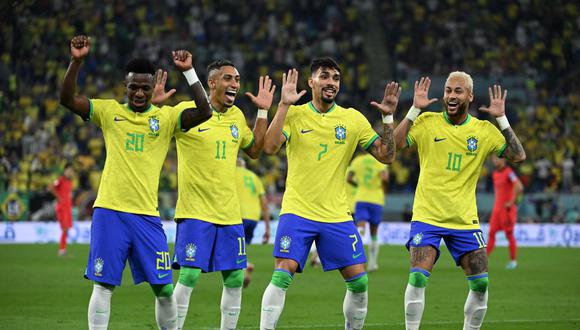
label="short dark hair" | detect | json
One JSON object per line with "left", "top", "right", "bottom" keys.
{"left": 207, "top": 59, "right": 235, "bottom": 75}
{"left": 125, "top": 58, "right": 155, "bottom": 75}
{"left": 64, "top": 162, "right": 73, "bottom": 170}
{"left": 310, "top": 57, "right": 341, "bottom": 75}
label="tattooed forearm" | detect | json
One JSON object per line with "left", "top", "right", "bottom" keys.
{"left": 501, "top": 127, "right": 526, "bottom": 162}
{"left": 381, "top": 124, "right": 396, "bottom": 162}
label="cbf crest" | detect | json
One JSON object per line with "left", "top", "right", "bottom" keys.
{"left": 185, "top": 243, "right": 197, "bottom": 261}
{"left": 467, "top": 136, "right": 478, "bottom": 152}
{"left": 94, "top": 258, "right": 104, "bottom": 277}
{"left": 148, "top": 116, "right": 160, "bottom": 137}
{"left": 334, "top": 124, "right": 347, "bottom": 144}
{"left": 230, "top": 124, "right": 239, "bottom": 142}
{"left": 279, "top": 236, "right": 292, "bottom": 253}
{"left": 413, "top": 232, "right": 423, "bottom": 245}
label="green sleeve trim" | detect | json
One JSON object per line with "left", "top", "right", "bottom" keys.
{"left": 363, "top": 134, "right": 379, "bottom": 150}
{"left": 406, "top": 135, "right": 413, "bottom": 148}
{"left": 87, "top": 99, "right": 94, "bottom": 122}
{"left": 282, "top": 130, "right": 290, "bottom": 143}
{"left": 497, "top": 143, "right": 507, "bottom": 157}
{"left": 242, "top": 136, "right": 255, "bottom": 150}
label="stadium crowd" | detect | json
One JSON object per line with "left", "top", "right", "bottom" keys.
{"left": 1, "top": 0, "right": 578, "bottom": 222}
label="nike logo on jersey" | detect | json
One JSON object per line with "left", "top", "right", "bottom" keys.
{"left": 114, "top": 117, "right": 127, "bottom": 122}
{"left": 434, "top": 137, "right": 446, "bottom": 142}
{"left": 198, "top": 127, "right": 211, "bottom": 132}
{"left": 236, "top": 258, "right": 246, "bottom": 264}
{"left": 352, "top": 252, "right": 363, "bottom": 259}
{"left": 157, "top": 273, "right": 170, "bottom": 279}
{"left": 300, "top": 129, "right": 314, "bottom": 134}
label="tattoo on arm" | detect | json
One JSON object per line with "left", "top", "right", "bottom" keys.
{"left": 381, "top": 124, "right": 395, "bottom": 161}
{"left": 501, "top": 127, "right": 526, "bottom": 162}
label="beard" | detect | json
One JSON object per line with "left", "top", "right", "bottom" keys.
{"left": 445, "top": 100, "right": 469, "bottom": 118}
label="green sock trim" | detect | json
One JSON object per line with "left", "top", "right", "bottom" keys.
{"left": 222, "top": 269, "right": 244, "bottom": 288}
{"left": 468, "top": 277, "right": 489, "bottom": 293}
{"left": 271, "top": 270, "right": 293, "bottom": 290}
{"left": 346, "top": 274, "right": 368, "bottom": 293}
{"left": 371, "top": 235, "right": 378, "bottom": 241}
{"left": 151, "top": 283, "right": 173, "bottom": 297}
{"left": 408, "top": 272, "right": 429, "bottom": 288}
{"left": 178, "top": 267, "right": 202, "bottom": 288}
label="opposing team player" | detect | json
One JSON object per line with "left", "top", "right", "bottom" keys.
{"left": 60, "top": 35, "right": 211, "bottom": 330}
{"left": 486, "top": 154, "right": 523, "bottom": 269}
{"left": 393, "top": 73, "right": 526, "bottom": 330}
{"left": 50, "top": 162, "right": 75, "bottom": 257}
{"left": 260, "top": 58, "right": 400, "bottom": 330}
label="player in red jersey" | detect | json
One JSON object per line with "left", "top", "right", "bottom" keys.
{"left": 50, "top": 163, "right": 75, "bottom": 256}
{"left": 486, "top": 154, "right": 523, "bottom": 269}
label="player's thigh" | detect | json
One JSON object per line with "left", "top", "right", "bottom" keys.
{"left": 445, "top": 228, "right": 488, "bottom": 269}
{"left": 86, "top": 208, "right": 131, "bottom": 286}
{"left": 339, "top": 263, "right": 366, "bottom": 280}
{"left": 173, "top": 219, "right": 217, "bottom": 272}
{"left": 127, "top": 213, "right": 172, "bottom": 285}
{"left": 317, "top": 220, "right": 366, "bottom": 271}
{"left": 213, "top": 223, "right": 247, "bottom": 271}
{"left": 459, "top": 248, "right": 488, "bottom": 276}
{"left": 273, "top": 214, "right": 317, "bottom": 273}
{"left": 406, "top": 221, "right": 443, "bottom": 271}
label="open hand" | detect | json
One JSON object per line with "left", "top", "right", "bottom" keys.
{"left": 413, "top": 77, "right": 438, "bottom": 109}
{"left": 370, "top": 81, "right": 402, "bottom": 115}
{"left": 479, "top": 85, "right": 507, "bottom": 118}
{"left": 280, "top": 69, "right": 306, "bottom": 106}
{"left": 246, "top": 75, "right": 276, "bottom": 110}
{"left": 151, "top": 69, "right": 176, "bottom": 105}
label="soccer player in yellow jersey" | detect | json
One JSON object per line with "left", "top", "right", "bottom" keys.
{"left": 169, "top": 60, "right": 276, "bottom": 330}
{"left": 260, "top": 58, "right": 400, "bottom": 330}
{"left": 348, "top": 152, "right": 389, "bottom": 272}
{"left": 235, "top": 157, "right": 271, "bottom": 287}
{"left": 59, "top": 35, "right": 211, "bottom": 330}
{"left": 393, "top": 73, "right": 526, "bottom": 330}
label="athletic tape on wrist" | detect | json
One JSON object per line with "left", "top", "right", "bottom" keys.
{"left": 257, "top": 109, "right": 268, "bottom": 119}
{"left": 183, "top": 68, "right": 199, "bottom": 86}
{"left": 382, "top": 114, "right": 394, "bottom": 124}
{"left": 406, "top": 106, "right": 421, "bottom": 121}
{"left": 496, "top": 115, "right": 510, "bottom": 130}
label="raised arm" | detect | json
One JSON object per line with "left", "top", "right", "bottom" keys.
{"left": 172, "top": 50, "right": 212, "bottom": 130}
{"left": 263, "top": 69, "right": 306, "bottom": 155}
{"left": 243, "top": 75, "right": 277, "bottom": 159}
{"left": 59, "top": 35, "right": 91, "bottom": 120}
{"left": 367, "top": 82, "right": 401, "bottom": 164}
{"left": 393, "top": 77, "right": 438, "bottom": 149}
{"left": 479, "top": 85, "right": 526, "bottom": 163}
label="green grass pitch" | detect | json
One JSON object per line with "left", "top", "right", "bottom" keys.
{"left": 0, "top": 244, "right": 578, "bottom": 329}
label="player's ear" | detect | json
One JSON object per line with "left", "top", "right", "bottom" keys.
{"left": 308, "top": 77, "right": 313, "bottom": 89}
{"left": 468, "top": 91, "right": 474, "bottom": 102}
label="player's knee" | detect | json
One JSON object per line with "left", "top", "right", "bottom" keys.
{"left": 178, "top": 267, "right": 202, "bottom": 288}
{"left": 271, "top": 269, "right": 294, "bottom": 291}
{"left": 151, "top": 283, "right": 173, "bottom": 297}
{"left": 467, "top": 275, "right": 489, "bottom": 293}
{"left": 222, "top": 269, "right": 244, "bottom": 288}
{"left": 408, "top": 268, "right": 430, "bottom": 288}
{"left": 345, "top": 273, "right": 368, "bottom": 293}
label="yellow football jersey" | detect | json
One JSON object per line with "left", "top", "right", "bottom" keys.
{"left": 281, "top": 102, "right": 379, "bottom": 223}
{"left": 173, "top": 102, "right": 254, "bottom": 225}
{"left": 89, "top": 99, "right": 182, "bottom": 216}
{"left": 345, "top": 167, "right": 357, "bottom": 213}
{"left": 350, "top": 153, "right": 387, "bottom": 206}
{"left": 236, "top": 167, "right": 265, "bottom": 221}
{"left": 407, "top": 112, "right": 506, "bottom": 229}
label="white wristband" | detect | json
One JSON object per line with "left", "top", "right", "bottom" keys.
{"left": 405, "top": 106, "right": 421, "bottom": 121}
{"left": 257, "top": 109, "right": 268, "bottom": 119}
{"left": 496, "top": 115, "right": 510, "bottom": 130}
{"left": 183, "top": 68, "right": 199, "bottom": 86}
{"left": 382, "top": 114, "right": 394, "bottom": 124}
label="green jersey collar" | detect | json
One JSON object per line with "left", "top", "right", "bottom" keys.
{"left": 125, "top": 103, "right": 153, "bottom": 113}
{"left": 308, "top": 101, "right": 336, "bottom": 114}
{"left": 443, "top": 111, "right": 471, "bottom": 126}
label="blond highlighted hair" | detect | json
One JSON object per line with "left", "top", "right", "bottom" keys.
{"left": 446, "top": 71, "right": 473, "bottom": 92}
